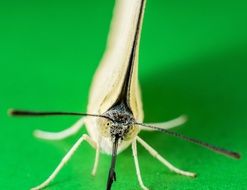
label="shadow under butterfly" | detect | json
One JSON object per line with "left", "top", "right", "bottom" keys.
{"left": 9, "top": 0, "right": 240, "bottom": 190}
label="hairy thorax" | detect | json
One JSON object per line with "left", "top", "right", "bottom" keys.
{"left": 96, "top": 102, "right": 140, "bottom": 154}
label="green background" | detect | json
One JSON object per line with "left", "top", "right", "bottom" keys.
{"left": 0, "top": 0, "right": 247, "bottom": 189}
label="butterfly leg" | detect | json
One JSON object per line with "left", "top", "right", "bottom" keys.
{"left": 132, "top": 140, "right": 149, "bottom": 190}
{"left": 31, "top": 134, "right": 97, "bottom": 190}
{"left": 33, "top": 117, "right": 85, "bottom": 140}
{"left": 91, "top": 143, "right": 100, "bottom": 176}
{"left": 136, "top": 136, "right": 196, "bottom": 177}
{"left": 141, "top": 115, "right": 187, "bottom": 131}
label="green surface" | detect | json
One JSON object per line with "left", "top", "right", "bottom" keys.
{"left": 0, "top": 0, "right": 247, "bottom": 189}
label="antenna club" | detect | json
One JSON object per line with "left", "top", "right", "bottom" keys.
{"left": 8, "top": 108, "right": 15, "bottom": 116}
{"left": 232, "top": 152, "right": 241, "bottom": 160}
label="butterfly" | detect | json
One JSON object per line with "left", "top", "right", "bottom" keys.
{"left": 9, "top": 0, "right": 240, "bottom": 190}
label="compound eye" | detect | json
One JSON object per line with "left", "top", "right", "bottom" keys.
{"left": 123, "top": 125, "right": 139, "bottom": 141}
{"left": 96, "top": 118, "right": 112, "bottom": 138}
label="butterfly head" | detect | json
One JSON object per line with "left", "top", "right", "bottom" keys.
{"left": 99, "top": 103, "right": 139, "bottom": 142}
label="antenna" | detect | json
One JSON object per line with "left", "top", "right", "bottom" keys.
{"left": 135, "top": 122, "right": 240, "bottom": 159}
{"left": 8, "top": 109, "right": 114, "bottom": 122}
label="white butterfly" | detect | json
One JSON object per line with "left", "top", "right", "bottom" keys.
{"left": 10, "top": 0, "right": 240, "bottom": 190}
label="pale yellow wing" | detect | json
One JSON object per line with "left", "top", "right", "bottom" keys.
{"left": 87, "top": 0, "right": 146, "bottom": 121}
